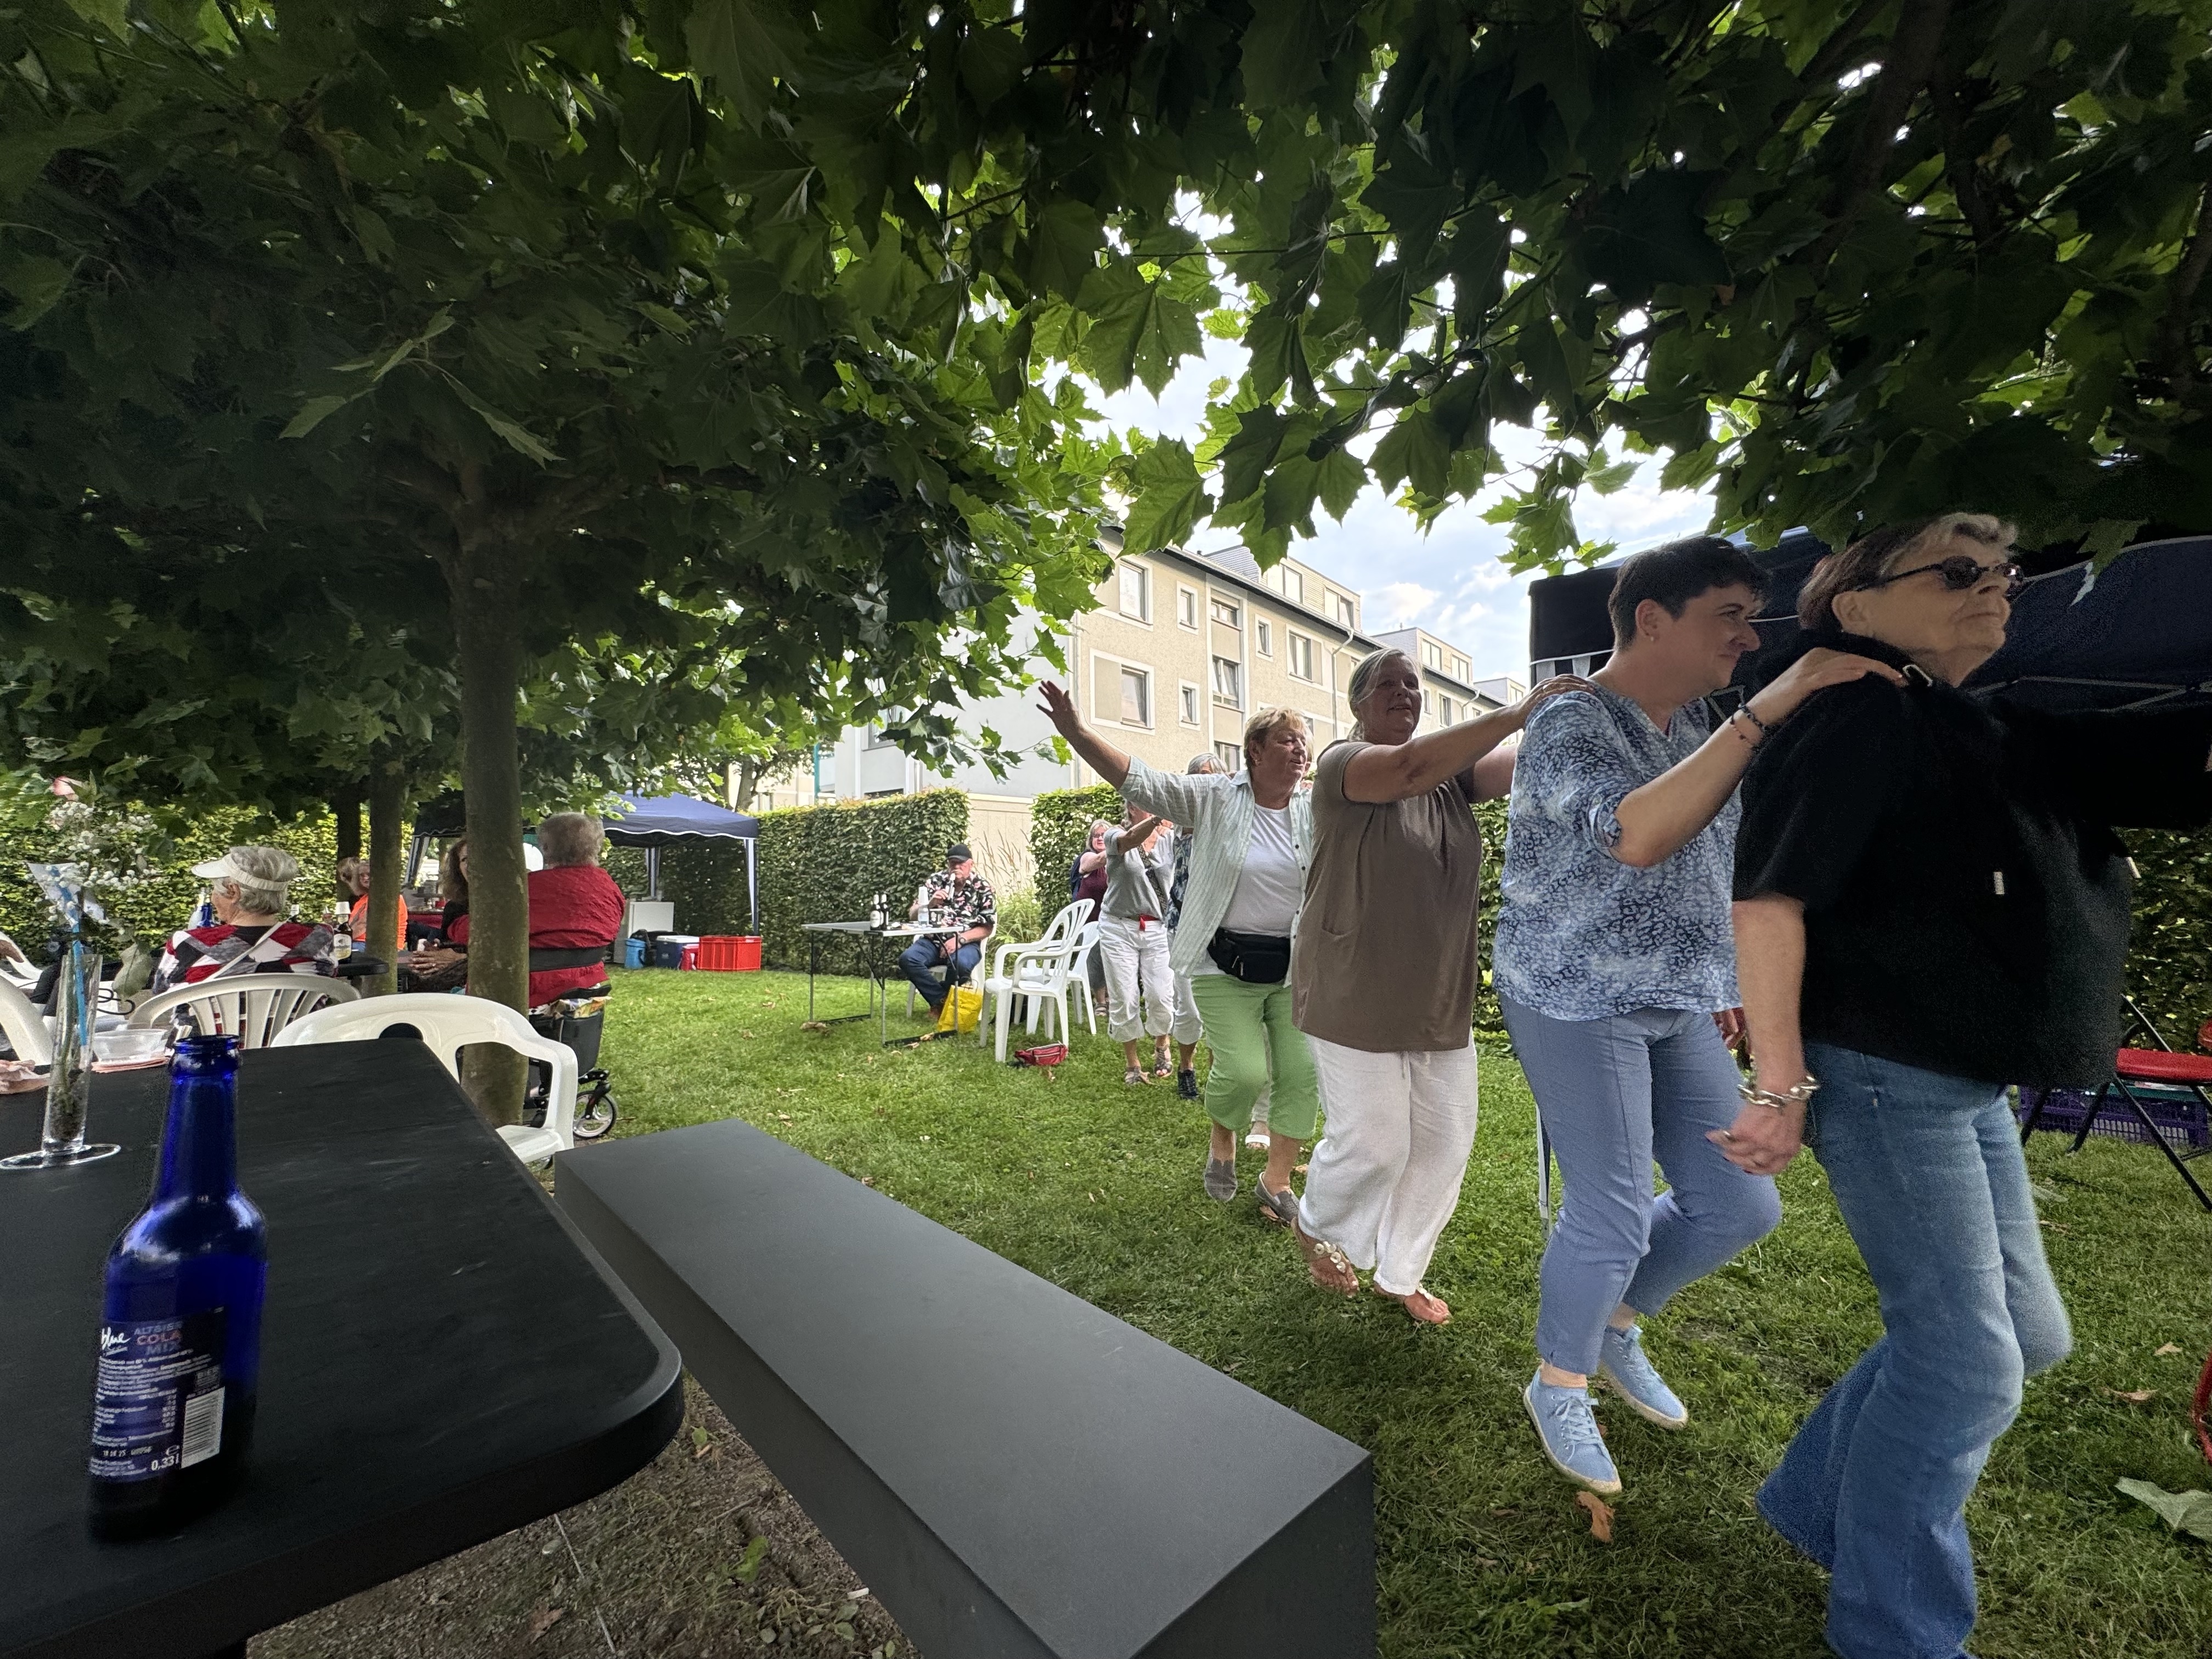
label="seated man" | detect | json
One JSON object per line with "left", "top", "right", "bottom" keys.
{"left": 898, "top": 843, "right": 996, "bottom": 1015}
{"left": 154, "top": 846, "right": 336, "bottom": 991}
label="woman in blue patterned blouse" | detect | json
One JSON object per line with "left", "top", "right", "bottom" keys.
{"left": 1494, "top": 536, "right": 1899, "bottom": 1499}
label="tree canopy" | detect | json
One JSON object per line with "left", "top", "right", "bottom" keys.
{"left": 1142, "top": 0, "right": 2212, "bottom": 567}
{"left": 5, "top": 0, "right": 2206, "bottom": 1048}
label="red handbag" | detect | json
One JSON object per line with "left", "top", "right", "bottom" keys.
{"left": 1013, "top": 1042, "right": 1068, "bottom": 1068}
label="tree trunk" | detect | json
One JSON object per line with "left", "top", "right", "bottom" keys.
{"left": 364, "top": 766, "right": 405, "bottom": 998}
{"left": 447, "top": 544, "right": 528, "bottom": 1126}
{"left": 334, "top": 782, "right": 362, "bottom": 867}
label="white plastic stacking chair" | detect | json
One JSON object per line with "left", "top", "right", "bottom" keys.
{"left": 129, "top": 978, "right": 359, "bottom": 1049}
{"left": 1536, "top": 1110, "right": 1556, "bottom": 1233}
{"left": 1062, "top": 919, "right": 1103, "bottom": 1037}
{"left": 272, "top": 992, "right": 577, "bottom": 1164}
{"left": 0, "top": 975, "right": 53, "bottom": 1066}
{"left": 978, "top": 901, "right": 1087, "bottom": 1063}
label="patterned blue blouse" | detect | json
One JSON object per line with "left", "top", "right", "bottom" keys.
{"left": 1493, "top": 686, "right": 1740, "bottom": 1020}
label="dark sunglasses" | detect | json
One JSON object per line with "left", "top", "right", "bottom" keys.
{"left": 1854, "top": 555, "right": 2026, "bottom": 599}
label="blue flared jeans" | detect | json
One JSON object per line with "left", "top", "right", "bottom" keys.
{"left": 1760, "top": 1044, "right": 2072, "bottom": 1659}
{"left": 1502, "top": 997, "right": 1782, "bottom": 1376}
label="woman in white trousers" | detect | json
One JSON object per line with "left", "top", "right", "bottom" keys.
{"left": 1292, "top": 651, "right": 1583, "bottom": 1323}
{"left": 1097, "top": 807, "right": 1180, "bottom": 1084}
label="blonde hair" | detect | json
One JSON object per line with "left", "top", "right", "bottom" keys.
{"left": 1798, "top": 512, "right": 2018, "bottom": 631}
{"left": 1242, "top": 707, "right": 1308, "bottom": 768}
{"left": 1346, "top": 648, "right": 1414, "bottom": 741}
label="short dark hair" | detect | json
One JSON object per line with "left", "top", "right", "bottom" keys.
{"left": 1606, "top": 535, "right": 1767, "bottom": 647}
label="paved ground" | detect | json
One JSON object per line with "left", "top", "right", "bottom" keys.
{"left": 250, "top": 1380, "right": 913, "bottom": 1659}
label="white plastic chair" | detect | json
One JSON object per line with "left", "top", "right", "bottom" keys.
{"left": 978, "top": 902, "right": 1088, "bottom": 1063}
{"left": 129, "top": 977, "right": 359, "bottom": 1050}
{"left": 272, "top": 992, "right": 577, "bottom": 1164}
{"left": 1063, "top": 919, "right": 1103, "bottom": 1037}
{"left": 0, "top": 975, "right": 53, "bottom": 1066}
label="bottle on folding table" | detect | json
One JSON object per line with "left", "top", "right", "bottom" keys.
{"left": 87, "top": 1033, "right": 267, "bottom": 1539}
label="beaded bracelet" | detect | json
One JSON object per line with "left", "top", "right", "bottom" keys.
{"left": 1730, "top": 703, "right": 1776, "bottom": 744}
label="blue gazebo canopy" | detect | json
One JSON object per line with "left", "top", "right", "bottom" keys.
{"left": 602, "top": 793, "right": 759, "bottom": 847}
{"left": 604, "top": 793, "right": 759, "bottom": 930}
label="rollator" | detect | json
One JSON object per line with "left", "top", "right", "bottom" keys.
{"left": 519, "top": 944, "right": 617, "bottom": 1141}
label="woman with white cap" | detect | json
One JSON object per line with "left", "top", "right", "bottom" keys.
{"left": 153, "top": 845, "right": 337, "bottom": 991}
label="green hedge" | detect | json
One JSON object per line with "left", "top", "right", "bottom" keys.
{"left": 619, "top": 792, "right": 972, "bottom": 973}
{"left": 2124, "top": 826, "right": 2211, "bottom": 1041}
{"left": 0, "top": 809, "right": 340, "bottom": 954}
{"left": 1031, "top": 783, "right": 1121, "bottom": 906}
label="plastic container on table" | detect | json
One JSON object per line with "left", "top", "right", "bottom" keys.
{"left": 692, "top": 936, "right": 763, "bottom": 972}
{"left": 648, "top": 934, "right": 699, "bottom": 970}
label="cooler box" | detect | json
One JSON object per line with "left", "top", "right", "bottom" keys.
{"left": 648, "top": 934, "right": 700, "bottom": 969}
{"left": 622, "top": 936, "right": 648, "bottom": 969}
{"left": 695, "top": 936, "right": 763, "bottom": 972}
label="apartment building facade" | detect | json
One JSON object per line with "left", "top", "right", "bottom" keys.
{"left": 760, "top": 537, "right": 1511, "bottom": 890}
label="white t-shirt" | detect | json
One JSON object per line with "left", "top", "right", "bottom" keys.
{"left": 1191, "top": 806, "right": 1301, "bottom": 976}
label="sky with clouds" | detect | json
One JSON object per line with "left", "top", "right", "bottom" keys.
{"left": 1092, "top": 331, "right": 1720, "bottom": 686}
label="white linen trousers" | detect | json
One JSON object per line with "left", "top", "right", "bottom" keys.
{"left": 1098, "top": 914, "right": 1175, "bottom": 1043}
{"left": 1297, "top": 1036, "right": 1481, "bottom": 1295}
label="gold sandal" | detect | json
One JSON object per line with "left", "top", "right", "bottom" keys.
{"left": 1293, "top": 1217, "right": 1359, "bottom": 1297}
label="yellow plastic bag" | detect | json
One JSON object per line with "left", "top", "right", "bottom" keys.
{"left": 934, "top": 985, "right": 983, "bottom": 1035}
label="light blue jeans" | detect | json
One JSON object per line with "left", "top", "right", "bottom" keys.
{"left": 1760, "top": 1044, "right": 2072, "bottom": 1659}
{"left": 1502, "top": 997, "right": 1782, "bottom": 1376}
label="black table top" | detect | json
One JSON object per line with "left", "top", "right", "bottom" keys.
{"left": 0, "top": 1043, "right": 682, "bottom": 1659}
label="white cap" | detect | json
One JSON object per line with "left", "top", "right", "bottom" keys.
{"left": 189, "top": 845, "right": 301, "bottom": 887}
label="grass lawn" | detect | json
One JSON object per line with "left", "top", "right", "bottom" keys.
{"left": 595, "top": 967, "right": 2212, "bottom": 1659}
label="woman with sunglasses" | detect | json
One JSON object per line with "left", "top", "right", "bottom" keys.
{"left": 1726, "top": 512, "right": 2212, "bottom": 1659}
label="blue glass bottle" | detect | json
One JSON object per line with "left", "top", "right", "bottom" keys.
{"left": 88, "top": 1035, "right": 267, "bottom": 1538}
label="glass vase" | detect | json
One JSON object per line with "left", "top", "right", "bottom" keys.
{"left": 1, "top": 939, "right": 121, "bottom": 1170}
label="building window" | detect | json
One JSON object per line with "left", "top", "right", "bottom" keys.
{"left": 1421, "top": 640, "right": 1442, "bottom": 670}
{"left": 1177, "top": 585, "right": 1197, "bottom": 629}
{"left": 1440, "top": 695, "right": 1455, "bottom": 724}
{"left": 1118, "top": 562, "right": 1150, "bottom": 622}
{"left": 1214, "top": 740, "right": 1243, "bottom": 773}
{"left": 1211, "top": 656, "right": 1243, "bottom": 708}
{"left": 1179, "top": 682, "right": 1200, "bottom": 726}
{"left": 1255, "top": 619, "right": 1272, "bottom": 656}
{"left": 1210, "top": 596, "right": 1241, "bottom": 627}
{"left": 1335, "top": 594, "right": 1355, "bottom": 628}
{"left": 1423, "top": 690, "right": 1436, "bottom": 723}
{"left": 1283, "top": 567, "right": 1304, "bottom": 606}
{"left": 1120, "top": 664, "right": 1152, "bottom": 726}
{"left": 1453, "top": 654, "right": 1469, "bottom": 681}
{"left": 1286, "top": 631, "right": 1316, "bottom": 681}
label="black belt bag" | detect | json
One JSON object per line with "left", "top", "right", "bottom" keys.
{"left": 1206, "top": 928, "right": 1292, "bottom": 985}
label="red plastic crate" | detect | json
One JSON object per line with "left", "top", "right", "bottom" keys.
{"left": 693, "top": 935, "right": 763, "bottom": 972}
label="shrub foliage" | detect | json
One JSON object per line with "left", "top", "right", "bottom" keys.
{"left": 630, "top": 793, "right": 970, "bottom": 974}
{"left": 1030, "top": 784, "right": 1122, "bottom": 906}
{"left": 0, "top": 810, "right": 340, "bottom": 955}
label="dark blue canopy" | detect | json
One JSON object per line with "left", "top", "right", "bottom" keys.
{"left": 601, "top": 793, "right": 759, "bottom": 847}
{"left": 1530, "top": 535, "right": 2212, "bottom": 713}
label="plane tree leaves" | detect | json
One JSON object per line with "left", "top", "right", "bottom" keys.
{"left": 1185, "top": 0, "right": 2212, "bottom": 571}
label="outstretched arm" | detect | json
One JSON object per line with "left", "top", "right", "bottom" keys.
{"left": 1609, "top": 649, "right": 1905, "bottom": 867}
{"left": 1036, "top": 681, "right": 1132, "bottom": 789}
{"left": 1342, "top": 679, "right": 1589, "bottom": 804}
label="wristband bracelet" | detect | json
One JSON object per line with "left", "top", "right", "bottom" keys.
{"left": 1731, "top": 703, "right": 1776, "bottom": 743}
{"left": 1739, "top": 1074, "right": 1817, "bottom": 1112}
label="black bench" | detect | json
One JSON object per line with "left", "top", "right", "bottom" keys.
{"left": 556, "top": 1120, "right": 1373, "bottom": 1658}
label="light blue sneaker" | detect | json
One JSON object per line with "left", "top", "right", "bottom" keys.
{"left": 1597, "top": 1324, "right": 1689, "bottom": 1430}
{"left": 1523, "top": 1374, "right": 1622, "bottom": 1496}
